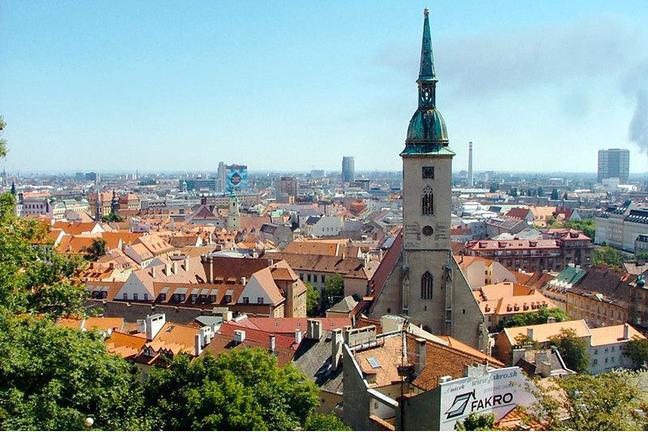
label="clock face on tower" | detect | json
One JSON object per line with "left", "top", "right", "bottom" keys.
{"left": 422, "top": 225, "right": 434, "bottom": 236}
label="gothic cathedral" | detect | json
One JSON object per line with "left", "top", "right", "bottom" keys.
{"left": 369, "top": 10, "right": 488, "bottom": 350}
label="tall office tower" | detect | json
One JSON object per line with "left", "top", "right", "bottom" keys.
{"left": 468, "top": 141, "right": 474, "bottom": 187}
{"left": 342, "top": 156, "right": 355, "bottom": 183}
{"left": 276, "top": 176, "right": 298, "bottom": 197}
{"left": 216, "top": 161, "right": 226, "bottom": 193}
{"left": 598, "top": 149, "right": 630, "bottom": 183}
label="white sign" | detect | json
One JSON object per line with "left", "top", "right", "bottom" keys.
{"left": 438, "top": 366, "right": 536, "bottom": 430}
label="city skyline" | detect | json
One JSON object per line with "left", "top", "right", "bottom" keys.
{"left": 2, "top": 1, "right": 648, "bottom": 173}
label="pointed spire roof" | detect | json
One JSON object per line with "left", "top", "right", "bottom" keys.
{"left": 418, "top": 8, "right": 436, "bottom": 82}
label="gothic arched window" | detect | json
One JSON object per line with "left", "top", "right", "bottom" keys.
{"left": 421, "top": 272, "right": 433, "bottom": 299}
{"left": 422, "top": 186, "right": 434, "bottom": 215}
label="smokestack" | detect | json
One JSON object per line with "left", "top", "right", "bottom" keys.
{"left": 468, "top": 141, "right": 474, "bottom": 187}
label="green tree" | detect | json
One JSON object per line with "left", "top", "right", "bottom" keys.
{"left": 102, "top": 213, "right": 124, "bottom": 223}
{"left": 144, "top": 348, "right": 319, "bottom": 430}
{"left": 562, "top": 219, "right": 596, "bottom": 239}
{"left": 323, "top": 274, "right": 344, "bottom": 310}
{"left": 0, "top": 193, "right": 87, "bottom": 317}
{"left": 623, "top": 336, "right": 648, "bottom": 369}
{"left": 0, "top": 116, "right": 7, "bottom": 158}
{"left": 549, "top": 328, "right": 590, "bottom": 373}
{"left": 306, "top": 282, "right": 321, "bottom": 317}
{"left": 0, "top": 313, "right": 150, "bottom": 430}
{"left": 85, "top": 238, "right": 107, "bottom": 261}
{"left": 455, "top": 412, "right": 495, "bottom": 431}
{"left": 526, "top": 371, "right": 643, "bottom": 430}
{"left": 496, "top": 307, "right": 569, "bottom": 331}
{"left": 304, "top": 413, "right": 351, "bottom": 431}
{"left": 592, "top": 246, "right": 624, "bottom": 270}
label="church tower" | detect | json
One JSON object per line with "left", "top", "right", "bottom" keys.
{"left": 400, "top": 9, "right": 455, "bottom": 335}
{"left": 226, "top": 192, "right": 240, "bottom": 231}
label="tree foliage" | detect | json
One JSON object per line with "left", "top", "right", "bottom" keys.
{"left": 306, "top": 282, "right": 321, "bottom": 317}
{"left": 496, "top": 307, "right": 569, "bottom": 331}
{"left": 323, "top": 273, "right": 345, "bottom": 310}
{"left": 144, "top": 348, "right": 319, "bottom": 431}
{"left": 0, "top": 313, "right": 150, "bottom": 430}
{"left": 549, "top": 328, "right": 590, "bottom": 373}
{"left": 526, "top": 371, "right": 643, "bottom": 430}
{"left": 454, "top": 412, "right": 495, "bottom": 431}
{"left": 0, "top": 193, "right": 87, "bottom": 316}
{"left": 85, "top": 238, "right": 107, "bottom": 261}
{"left": 593, "top": 246, "right": 624, "bottom": 270}
{"left": 624, "top": 336, "right": 648, "bottom": 369}
{"left": 304, "top": 412, "right": 351, "bottom": 431}
{"left": 0, "top": 116, "right": 7, "bottom": 158}
{"left": 102, "top": 213, "right": 124, "bottom": 223}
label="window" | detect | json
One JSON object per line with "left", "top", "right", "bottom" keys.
{"left": 191, "top": 294, "right": 198, "bottom": 303}
{"left": 133, "top": 293, "right": 138, "bottom": 301}
{"left": 422, "top": 186, "right": 434, "bottom": 215}
{"left": 421, "top": 272, "right": 433, "bottom": 299}
{"left": 243, "top": 296, "right": 250, "bottom": 304}
{"left": 257, "top": 297, "right": 264, "bottom": 304}
{"left": 300, "top": 273, "right": 304, "bottom": 280}
{"left": 224, "top": 295, "right": 232, "bottom": 303}
{"left": 313, "top": 275, "right": 318, "bottom": 283}
{"left": 159, "top": 293, "right": 166, "bottom": 302}
{"left": 593, "top": 359, "right": 598, "bottom": 365}
{"left": 122, "top": 292, "right": 128, "bottom": 300}
{"left": 321, "top": 275, "right": 326, "bottom": 283}
{"left": 143, "top": 293, "right": 148, "bottom": 301}
{"left": 422, "top": 166, "right": 434, "bottom": 179}
{"left": 307, "top": 274, "right": 311, "bottom": 282}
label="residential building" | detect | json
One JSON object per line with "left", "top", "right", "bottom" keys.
{"left": 473, "top": 281, "right": 556, "bottom": 330}
{"left": 595, "top": 201, "right": 648, "bottom": 252}
{"left": 597, "top": 148, "right": 630, "bottom": 183}
{"left": 540, "top": 265, "right": 586, "bottom": 311}
{"left": 494, "top": 319, "right": 645, "bottom": 374}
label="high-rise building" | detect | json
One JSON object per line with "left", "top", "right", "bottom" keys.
{"left": 342, "top": 156, "right": 355, "bottom": 183}
{"left": 217, "top": 162, "right": 226, "bottom": 193}
{"left": 276, "top": 176, "right": 298, "bottom": 198}
{"left": 598, "top": 149, "right": 630, "bottom": 183}
{"left": 367, "top": 9, "right": 487, "bottom": 350}
{"left": 468, "top": 141, "right": 474, "bottom": 187}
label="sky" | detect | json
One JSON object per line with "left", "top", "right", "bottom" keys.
{"left": 2, "top": 1, "right": 648, "bottom": 174}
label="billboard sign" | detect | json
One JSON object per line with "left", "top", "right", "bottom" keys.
{"left": 439, "top": 366, "right": 535, "bottom": 430}
{"left": 225, "top": 164, "right": 248, "bottom": 193}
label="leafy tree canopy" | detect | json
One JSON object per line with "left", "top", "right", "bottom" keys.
{"left": 496, "top": 307, "right": 569, "bottom": 331}
{"left": 102, "top": 213, "right": 124, "bottom": 223}
{"left": 144, "top": 348, "right": 320, "bottom": 431}
{"left": 304, "top": 412, "right": 351, "bottom": 431}
{"left": 0, "top": 313, "right": 150, "bottom": 430}
{"left": 592, "top": 246, "right": 625, "bottom": 270}
{"left": 323, "top": 273, "right": 344, "bottom": 310}
{"left": 306, "top": 282, "right": 321, "bottom": 317}
{"left": 623, "top": 336, "right": 648, "bottom": 369}
{"left": 548, "top": 328, "right": 590, "bottom": 373}
{"left": 527, "top": 371, "right": 643, "bottom": 431}
{"left": 85, "top": 238, "right": 107, "bottom": 261}
{"left": 455, "top": 412, "right": 495, "bottom": 431}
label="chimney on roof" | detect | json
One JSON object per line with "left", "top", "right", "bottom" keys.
{"left": 164, "top": 262, "right": 171, "bottom": 276}
{"left": 151, "top": 267, "right": 156, "bottom": 278}
{"left": 343, "top": 325, "right": 352, "bottom": 345}
{"left": 269, "top": 335, "right": 276, "bottom": 353}
{"left": 241, "top": 277, "right": 247, "bottom": 286}
{"left": 332, "top": 328, "right": 343, "bottom": 369}
{"left": 172, "top": 261, "right": 178, "bottom": 275}
{"left": 268, "top": 259, "right": 274, "bottom": 267}
{"left": 194, "top": 333, "right": 203, "bottom": 357}
{"left": 234, "top": 329, "right": 246, "bottom": 343}
{"left": 145, "top": 313, "right": 166, "bottom": 341}
{"left": 415, "top": 338, "right": 427, "bottom": 375}
{"left": 624, "top": 323, "right": 631, "bottom": 340}
{"left": 295, "top": 329, "right": 303, "bottom": 345}
{"left": 307, "top": 319, "right": 323, "bottom": 340}
{"left": 184, "top": 256, "right": 189, "bottom": 272}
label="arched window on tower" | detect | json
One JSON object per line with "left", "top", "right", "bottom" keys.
{"left": 421, "top": 272, "right": 433, "bottom": 299}
{"left": 422, "top": 186, "right": 434, "bottom": 215}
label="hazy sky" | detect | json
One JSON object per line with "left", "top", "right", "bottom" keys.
{"left": 2, "top": 1, "right": 648, "bottom": 174}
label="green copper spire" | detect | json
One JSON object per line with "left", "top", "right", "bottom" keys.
{"left": 402, "top": 8, "right": 451, "bottom": 155}
{"left": 418, "top": 8, "right": 436, "bottom": 82}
